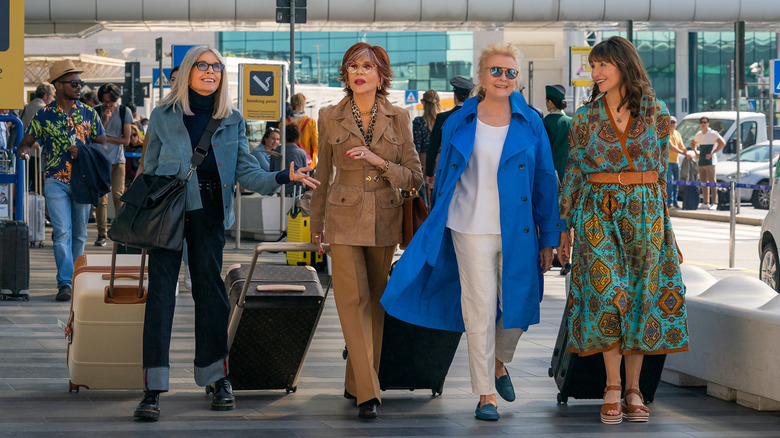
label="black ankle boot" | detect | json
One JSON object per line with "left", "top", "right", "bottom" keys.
{"left": 358, "top": 398, "right": 379, "bottom": 419}
{"left": 133, "top": 391, "right": 160, "bottom": 421}
{"left": 211, "top": 377, "right": 236, "bottom": 411}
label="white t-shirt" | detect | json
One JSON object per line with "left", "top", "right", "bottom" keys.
{"left": 446, "top": 118, "right": 508, "bottom": 234}
{"left": 694, "top": 127, "right": 724, "bottom": 165}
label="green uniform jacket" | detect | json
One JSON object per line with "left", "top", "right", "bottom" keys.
{"left": 543, "top": 111, "right": 573, "bottom": 181}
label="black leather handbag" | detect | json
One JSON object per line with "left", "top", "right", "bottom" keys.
{"left": 108, "top": 118, "right": 219, "bottom": 251}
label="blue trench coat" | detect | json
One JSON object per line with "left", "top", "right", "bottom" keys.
{"left": 381, "top": 92, "right": 565, "bottom": 331}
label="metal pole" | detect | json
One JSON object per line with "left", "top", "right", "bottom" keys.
{"left": 528, "top": 61, "right": 534, "bottom": 107}
{"left": 235, "top": 184, "right": 241, "bottom": 249}
{"left": 729, "top": 181, "right": 736, "bottom": 268}
{"left": 290, "top": 3, "right": 295, "bottom": 99}
{"left": 736, "top": 88, "right": 742, "bottom": 215}
{"left": 730, "top": 60, "right": 735, "bottom": 110}
{"left": 770, "top": 59, "right": 775, "bottom": 179}
{"left": 159, "top": 53, "right": 163, "bottom": 100}
{"left": 627, "top": 20, "right": 633, "bottom": 43}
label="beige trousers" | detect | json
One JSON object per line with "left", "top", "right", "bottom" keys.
{"left": 96, "top": 163, "right": 125, "bottom": 236}
{"left": 451, "top": 230, "right": 524, "bottom": 395}
{"left": 330, "top": 244, "right": 396, "bottom": 405}
{"left": 698, "top": 164, "right": 716, "bottom": 204}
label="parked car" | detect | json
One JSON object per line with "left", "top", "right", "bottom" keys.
{"left": 677, "top": 111, "right": 768, "bottom": 161}
{"left": 759, "top": 180, "right": 780, "bottom": 291}
{"left": 715, "top": 143, "right": 778, "bottom": 209}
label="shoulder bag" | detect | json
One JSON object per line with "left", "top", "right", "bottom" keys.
{"left": 400, "top": 186, "right": 429, "bottom": 250}
{"left": 108, "top": 118, "right": 220, "bottom": 251}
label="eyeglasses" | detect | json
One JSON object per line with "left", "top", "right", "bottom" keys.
{"left": 345, "top": 62, "right": 376, "bottom": 74}
{"left": 193, "top": 61, "right": 224, "bottom": 73}
{"left": 489, "top": 67, "right": 518, "bottom": 80}
{"left": 700, "top": 121, "right": 709, "bottom": 125}
{"left": 59, "top": 80, "right": 85, "bottom": 88}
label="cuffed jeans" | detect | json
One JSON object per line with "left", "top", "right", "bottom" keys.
{"left": 667, "top": 162, "right": 679, "bottom": 206}
{"left": 451, "top": 230, "right": 524, "bottom": 396}
{"left": 44, "top": 178, "right": 91, "bottom": 288}
{"left": 142, "top": 186, "right": 230, "bottom": 391}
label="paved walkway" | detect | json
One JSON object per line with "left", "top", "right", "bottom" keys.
{"left": 1, "top": 225, "right": 779, "bottom": 437}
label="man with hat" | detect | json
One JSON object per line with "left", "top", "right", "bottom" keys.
{"left": 17, "top": 60, "right": 106, "bottom": 302}
{"left": 425, "top": 76, "right": 475, "bottom": 188}
{"left": 543, "top": 84, "right": 573, "bottom": 275}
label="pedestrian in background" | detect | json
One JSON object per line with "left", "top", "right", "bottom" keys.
{"left": 270, "top": 123, "right": 309, "bottom": 195}
{"left": 310, "top": 42, "right": 422, "bottom": 419}
{"left": 21, "top": 83, "right": 56, "bottom": 129}
{"left": 287, "top": 93, "right": 318, "bottom": 167}
{"left": 382, "top": 42, "right": 563, "bottom": 422}
{"left": 412, "top": 89, "right": 442, "bottom": 176}
{"left": 559, "top": 36, "right": 688, "bottom": 425}
{"left": 666, "top": 116, "right": 687, "bottom": 209}
{"left": 425, "top": 76, "right": 474, "bottom": 188}
{"left": 16, "top": 60, "right": 107, "bottom": 302}
{"left": 690, "top": 116, "right": 725, "bottom": 210}
{"left": 134, "top": 45, "right": 318, "bottom": 421}
{"left": 250, "top": 127, "right": 281, "bottom": 172}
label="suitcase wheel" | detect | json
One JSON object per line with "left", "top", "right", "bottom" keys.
{"left": 556, "top": 393, "right": 568, "bottom": 404}
{"left": 205, "top": 384, "right": 214, "bottom": 395}
{"left": 285, "top": 386, "right": 297, "bottom": 394}
{"left": 68, "top": 381, "right": 80, "bottom": 393}
{"left": 24, "top": 295, "right": 29, "bottom": 301}
{"left": 342, "top": 347, "right": 348, "bottom": 360}
{"left": 547, "top": 367, "right": 553, "bottom": 378}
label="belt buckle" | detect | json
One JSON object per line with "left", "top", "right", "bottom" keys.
{"left": 618, "top": 172, "right": 625, "bottom": 185}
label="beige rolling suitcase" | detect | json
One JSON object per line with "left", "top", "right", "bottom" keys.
{"left": 66, "top": 245, "right": 148, "bottom": 392}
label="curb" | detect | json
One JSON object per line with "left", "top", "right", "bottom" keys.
{"left": 669, "top": 210, "right": 764, "bottom": 226}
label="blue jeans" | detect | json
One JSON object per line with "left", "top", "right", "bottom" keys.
{"left": 44, "top": 178, "right": 91, "bottom": 288}
{"left": 142, "top": 187, "right": 229, "bottom": 391}
{"left": 667, "top": 162, "right": 680, "bottom": 206}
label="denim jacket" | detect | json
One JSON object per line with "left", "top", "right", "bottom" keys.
{"left": 143, "top": 102, "right": 280, "bottom": 229}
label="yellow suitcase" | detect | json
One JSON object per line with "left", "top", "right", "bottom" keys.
{"left": 286, "top": 210, "right": 324, "bottom": 268}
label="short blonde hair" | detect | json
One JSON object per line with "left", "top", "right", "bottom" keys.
{"left": 291, "top": 93, "right": 306, "bottom": 111}
{"left": 473, "top": 42, "right": 523, "bottom": 100}
{"left": 159, "top": 45, "right": 234, "bottom": 119}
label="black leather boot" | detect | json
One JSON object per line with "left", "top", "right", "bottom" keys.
{"left": 358, "top": 398, "right": 379, "bottom": 419}
{"left": 133, "top": 391, "right": 160, "bottom": 421}
{"left": 211, "top": 377, "right": 236, "bottom": 411}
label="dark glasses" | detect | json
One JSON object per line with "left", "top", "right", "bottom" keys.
{"left": 193, "top": 61, "right": 225, "bottom": 72}
{"left": 59, "top": 80, "right": 85, "bottom": 88}
{"left": 489, "top": 67, "right": 518, "bottom": 79}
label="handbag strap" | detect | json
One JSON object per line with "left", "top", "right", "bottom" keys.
{"left": 185, "top": 117, "right": 220, "bottom": 181}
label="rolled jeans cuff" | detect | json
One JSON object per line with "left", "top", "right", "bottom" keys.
{"left": 194, "top": 354, "right": 229, "bottom": 387}
{"left": 142, "top": 366, "right": 169, "bottom": 392}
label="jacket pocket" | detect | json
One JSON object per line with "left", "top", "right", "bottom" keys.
{"left": 327, "top": 184, "right": 362, "bottom": 206}
{"left": 156, "top": 162, "right": 180, "bottom": 176}
{"left": 376, "top": 187, "right": 402, "bottom": 209}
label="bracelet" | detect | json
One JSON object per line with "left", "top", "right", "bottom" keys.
{"left": 379, "top": 159, "right": 389, "bottom": 174}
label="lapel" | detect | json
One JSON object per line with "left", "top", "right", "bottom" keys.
{"left": 498, "top": 92, "right": 533, "bottom": 166}
{"left": 332, "top": 97, "right": 365, "bottom": 141}
{"left": 448, "top": 98, "right": 479, "bottom": 164}
{"left": 370, "top": 96, "right": 393, "bottom": 147}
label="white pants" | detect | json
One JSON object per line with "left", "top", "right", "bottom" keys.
{"left": 451, "top": 230, "right": 524, "bottom": 395}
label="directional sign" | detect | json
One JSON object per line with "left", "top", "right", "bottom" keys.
{"left": 0, "top": 0, "right": 23, "bottom": 109}
{"left": 773, "top": 59, "right": 780, "bottom": 96}
{"left": 172, "top": 45, "right": 197, "bottom": 69}
{"left": 240, "top": 63, "right": 285, "bottom": 121}
{"left": 152, "top": 68, "right": 172, "bottom": 89}
{"left": 404, "top": 90, "right": 419, "bottom": 105}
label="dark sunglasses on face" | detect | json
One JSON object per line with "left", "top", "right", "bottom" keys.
{"left": 489, "top": 67, "right": 518, "bottom": 80}
{"left": 193, "top": 61, "right": 225, "bottom": 73}
{"left": 700, "top": 121, "right": 709, "bottom": 125}
{"left": 60, "top": 80, "right": 85, "bottom": 88}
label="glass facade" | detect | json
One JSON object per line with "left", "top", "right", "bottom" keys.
{"left": 219, "top": 31, "right": 473, "bottom": 91}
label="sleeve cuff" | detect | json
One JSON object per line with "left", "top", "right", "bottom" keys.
{"left": 539, "top": 231, "right": 561, "bottom": 249}
{"left": 275, "top": 170, "right": 291, "bottom": 185}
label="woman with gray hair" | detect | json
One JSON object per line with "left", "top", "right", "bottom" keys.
{"left": 134, "top": 45, "right": 318, "bottom": 421}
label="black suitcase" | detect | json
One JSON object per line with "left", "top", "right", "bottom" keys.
{"left": 0, "top": 221, "right": 30, "bottom": 301}
{"left": 717, "top": 187, "right": 731, "bottom": 211}
{"left": 223, "top": 242, "right": 326, "bottom": 393}
{"left": 681, "top": 185, "right": 700, "bottom": 210}
{"left": 549, "top": 275, "right": 665, "bottom": 404}
{"left": 377, "top": 313, "right": 462, "bottom": 395}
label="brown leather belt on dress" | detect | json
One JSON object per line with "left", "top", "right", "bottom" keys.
{"left": 588, "top": 171, "right": 658, "bottom": 185}
{"left": 334, "top": 167, "right": 390, "bottom": 192}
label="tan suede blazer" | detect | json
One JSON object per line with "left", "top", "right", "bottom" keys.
{"left": 310, "top": 95, "right": 423, "bottom": 247}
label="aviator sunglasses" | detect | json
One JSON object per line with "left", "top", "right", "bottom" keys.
{"left": 489, "top": 66, "right": 518, "bottom": 79}
{"left": 193, "top": 61, "right": 225, "bottom": 73}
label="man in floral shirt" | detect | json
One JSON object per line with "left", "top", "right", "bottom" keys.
{"left": 17, "top": 60, "right": 106, "bottom": 302}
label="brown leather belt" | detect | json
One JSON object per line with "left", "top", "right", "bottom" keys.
{"left": 588, "top": 171, "right": 658, "bottom": 185}
{"left": 334, "top": 167, "right": 390, "bottom": 192}
{"left": 198, "top": 180, "right": 223, "bottom": 192}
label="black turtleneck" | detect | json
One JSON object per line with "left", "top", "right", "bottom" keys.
{"left": 183, "top": 89, "right": 220, "bottom": 182}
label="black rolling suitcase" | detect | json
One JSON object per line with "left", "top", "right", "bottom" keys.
{"left": 377, "top": 313, "right": 462, "bottom": 395}
{"left": 681, "top": 185, "right": 700, "bottom": 210}
{"left": 0, "top": 221, "right": 31, "bottom": 301}
{"left": 223, "top": 242, "right": 327, "bottom": 393}
{"left": 549, "top": 274, "right": 665, "bottom": 404}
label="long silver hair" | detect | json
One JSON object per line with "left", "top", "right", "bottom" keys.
{"left": 159, "top": 45, "right": 234, "bottom": 119}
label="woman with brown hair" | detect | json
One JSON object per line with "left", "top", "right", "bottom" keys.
{"left": 310, "top": 42, "right": 423, "bottom": 419}
{"left": 412, "top": 89, "right": 442, "bottom": 175}
{"left": 559, "top": 36, "right": 688, "bottom": 424}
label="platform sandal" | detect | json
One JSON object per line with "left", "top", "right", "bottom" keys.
{"left": 622, "top": 388, "right": 650, "bottom": 422}
{"left": 600, "top": 385, "right": 623, "bottom": 424}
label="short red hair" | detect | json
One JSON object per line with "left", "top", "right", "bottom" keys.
{"left": 339, "top": 42, "right": 393, "bottom": 97}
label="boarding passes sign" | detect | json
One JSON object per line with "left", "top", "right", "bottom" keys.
{"left": 570, "top": 46, "right": 594, "bottom": 87}
{"left": 239, "top": 63, "right": 287, "bottom": 121}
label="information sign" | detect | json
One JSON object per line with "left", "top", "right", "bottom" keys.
{"left": 570, "top": 46, "right": 594, "bottom": 87}
{"left": 239, "top": 63, "right": 286, "bottom": 121}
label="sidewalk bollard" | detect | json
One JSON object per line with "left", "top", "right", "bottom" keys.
{"left": 729, "top": 180, "right": 736, "bottom": 268}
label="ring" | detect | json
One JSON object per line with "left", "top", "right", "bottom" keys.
{"left": 360, "top": 151, "right": 365, "bottom": 156}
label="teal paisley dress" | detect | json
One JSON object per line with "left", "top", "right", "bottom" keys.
{"left": 559, "top": 94, "right": 689, "bottom": 356}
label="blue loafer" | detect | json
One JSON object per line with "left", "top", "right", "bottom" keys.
{"left": 495, "top": 367, "right": 516, "bottom": 402}
{"left": 475, "top": 402, "right": 500, "bottom": 421}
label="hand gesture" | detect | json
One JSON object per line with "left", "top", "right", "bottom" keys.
{"left": 288, "top": 162, "right": 320, "bottom": 190}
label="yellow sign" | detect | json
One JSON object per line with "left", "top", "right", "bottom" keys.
{"left": 0, "top": 0, "right": 24, "bottom": 109}
{"left": 570, "top": 46, "right": 594, "bottom": 87}
{"left": 240, "top": 63, "right": 285, "bottom": 121}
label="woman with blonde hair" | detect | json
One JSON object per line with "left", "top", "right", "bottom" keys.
{"left": 134, "top": 45, "right": 318, "bottom": 421}
{"left": 559, "top": 36, "right": 688, "bottom": 424}
{"left": 310, "top": 42, "right": 423, "bottom": 419}
{"left": 382, "top": 42, "right": 564, "bottom": 421}
{"left": 412, "top": 89, "right": 442, "bottom": 175}
{"left": 288, "top": 92, "right": 318, "bottom": 167}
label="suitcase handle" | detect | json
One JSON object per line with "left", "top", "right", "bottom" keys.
{"left": 227, "top": 242, "right": 329, "bottom": 347}
{"left": 102, "top": 273, "right": 147, "bottom": 281}
{"left": 256, "top": 284, "right": 306, "bottom": 293}
{"left": 108, "top": 243, "right": 147, "bottom": 299}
